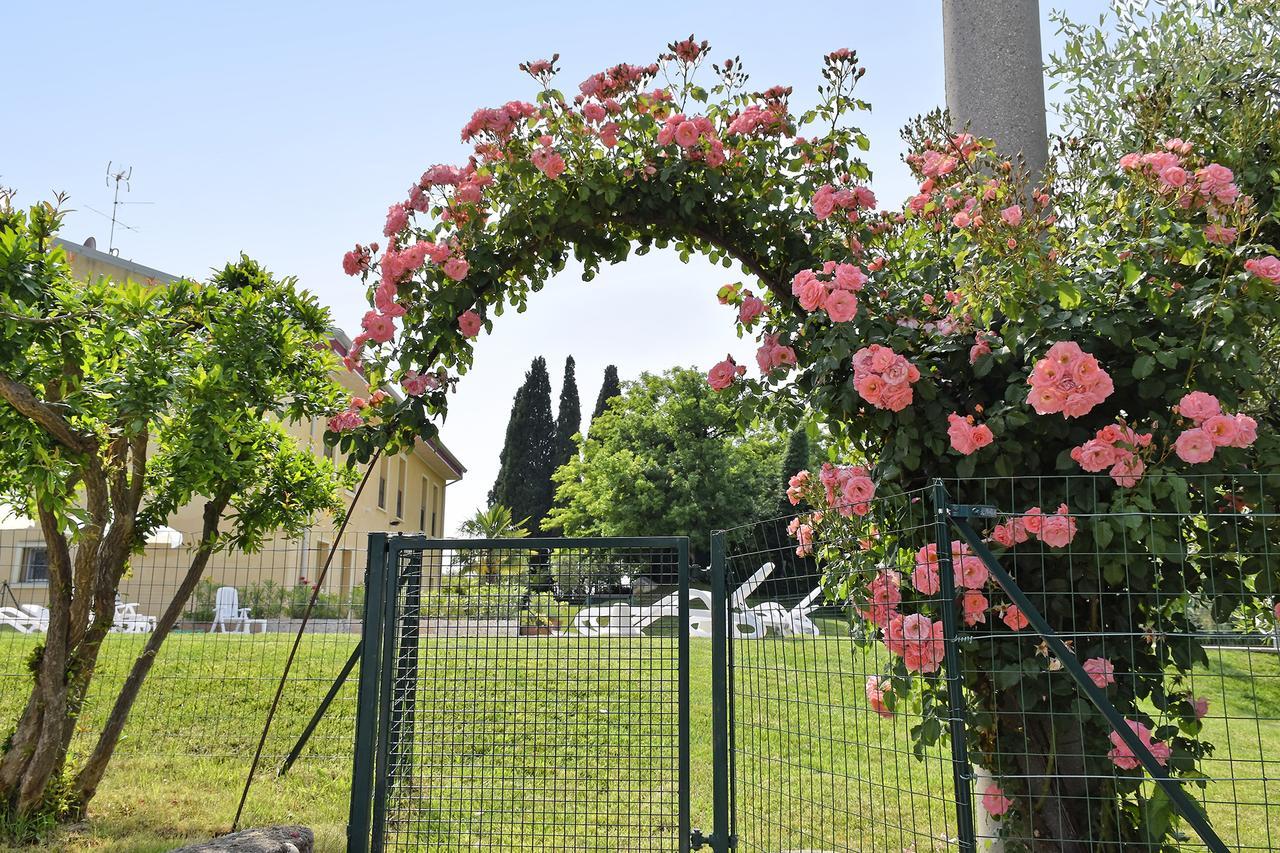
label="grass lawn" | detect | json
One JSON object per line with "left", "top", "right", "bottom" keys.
{"left": 0, "top": 630, "right": 1276, "bottom": 851}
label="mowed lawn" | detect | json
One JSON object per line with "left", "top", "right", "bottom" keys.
{"left": 0, "top": 630, "right": 1276, "bottom": 851}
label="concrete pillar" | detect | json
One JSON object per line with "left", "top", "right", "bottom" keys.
{"left": 942, "top": 0, "right": 1049, "bottom": 180}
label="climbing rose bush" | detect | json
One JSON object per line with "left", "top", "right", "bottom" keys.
{"left": 338, "top": 37, "right": 1279, "bottom": 849}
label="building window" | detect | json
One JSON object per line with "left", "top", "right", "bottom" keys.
{"left": 395, "top": 457, "right": 407, "bottom": 520}
{"left": 20, "top": 546, "right": 49, "bottom": 584}
{"left": 377, "top": 456, "right": 388, "bottom": 509}
{"left": 431, "top": 484, "right": 441, "bottom": 536}
{"left": 419, "top": 476, "right": 429, "bottom": 531}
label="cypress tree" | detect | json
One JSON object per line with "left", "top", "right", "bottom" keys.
{"left": 554, "top": 356, "right": 581, "bottom": 473}
{"left": 777, "top": 427, "right": 810, "bottom": 515}
{"left": 489, "top": 357, "right": 557, "bottom": 534}
{"left": 589, "top": 364, "right": 622, "bottom": 433}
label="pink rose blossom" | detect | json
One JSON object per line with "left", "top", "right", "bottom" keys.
{"left": 1201, "top": 413, "right": 1240, "bottom": 447}
{"left": 1244, "top": 256, "right": 1280, "bottom": 284}
{"left": 707, "top": 356, "right": 743, "bottom": 392}
{"left": 1002, "top": 605, "right": 1030, "bottom": 631}
{"left": 825, "top": 289, "right": 859, "bottom": 322}
{"left": 1108, "top": 719, "right": 1171, "bottom": 770}
{"left": 1000, "top": 205, "right": 1023, "bottom": 226}
{"left": 738, "top": 294, "right": 766, "bottom": 325}
{"left": 791, "top": 270, "right": 827, "bottom": 312}
{"left": 1083, "top": 657, "right": 1116, "bottom": 689}
{"left": 1175, "top": 428, "right": 1216, "bottom": 464}
{"left": 1176, "top": 391, "right": 1221, "bottom": 424}
{"left": 982, "top": 783, "right": 1013, "bottom": 817}
{"left": 1038, "top": 504, "right": 1078, "bottom": 549}
{"left": 1193, "top": 697, "right": 1209, "bottom": 720}
{"left": 1204, "top": 224, "right": 1238, "bottom": 245}
{"left": 1230, "top": 414, "right": 1257, "bottom": 448}
{"left": 458, "top": 310, "right": 483, "bottom": 338}
{"left": 866, "top": 675, "right": 894, "bottom": 719}
{"left": 442, "top": 257, "right": 470, "bottom": 281}
{"left": 383, "top": 203, "right": 409, "bottom": 237}
{"left": 962, "top": 590, "right": 989, "bottom": 626}
{"left": 360, "top": 310, "right": 396, "bottom": 344}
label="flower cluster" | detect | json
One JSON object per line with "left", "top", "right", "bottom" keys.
{"left": 1069, "top": 422, "right": 1152, "bottom": 487}
{"left": 657, "top": 113, "right": 726, "bottom": 166}
{"left": 946, "top": 412, "right": 994, "bottom": 456}
{"left": 883, "top": 613, "right": 945, "bottom": 674}
{"left": 1173, "top": 392, "right": 1257, "bottom": 464}
{"left": 790, "top": 261, "right": 868, "bottom": 322}
{"left": 989, "top": 504, "right": 1079, "bottom": 549}
{"left": 1026, "top": 341, "right": 1114, "bottom": 418}
{"left": 1107, "top": 719, "right": 1171, "bottom": 770}
{"left": 851, "top": 344, "right": 919, "bottom": 412}
{"left": 810, "top": 181, "right": 877, "bottom": 222}
{"left": 755, "top": 334, "right": 797, "bottom": 377}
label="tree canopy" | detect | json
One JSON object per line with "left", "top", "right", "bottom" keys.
{"left": 488, "top": 356, "right": 557, "bottom": 534}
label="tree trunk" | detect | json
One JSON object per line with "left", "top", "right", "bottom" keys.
{"left": 71, "top": 496, "right": 226, "bottom": 811}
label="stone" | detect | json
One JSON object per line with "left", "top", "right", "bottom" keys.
{"left": 169, "top": 825, "right": 314, "bottom": 853}
{"left": 942, "top": 0, "right": 1049, "bottom": 180}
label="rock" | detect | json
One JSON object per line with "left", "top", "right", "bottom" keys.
{"left": 169, "top": 825, "right": 313, "bottom": 853}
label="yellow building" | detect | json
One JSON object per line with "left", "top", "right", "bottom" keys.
{"left": 1, "top": 238, "right": 464, "bottom": 622}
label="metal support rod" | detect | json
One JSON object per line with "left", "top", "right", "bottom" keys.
{"left": 931, "top": 481, "right": 978, "bottom": 853}
{"left": 677, "top": 538, "right": 692, "bottom": 853}
{"left": 949, "top": 514, "right": 1230, "bottom": 853}
{"left": 369, "top": 538, "right": 403, "bottom": 853}
{"left": 279, "top": 640, "right": 361, "bottom": 777}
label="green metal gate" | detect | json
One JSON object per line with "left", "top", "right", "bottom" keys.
{"left": 348, "top": 534, "right": 697, "bottom": 852}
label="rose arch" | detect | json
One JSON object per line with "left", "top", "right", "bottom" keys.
{"left": 332, "top": 37, "right": 1280, "bottom": 851}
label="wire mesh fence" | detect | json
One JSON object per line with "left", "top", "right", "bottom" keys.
{"left": 0, "top": 529, "right": 367, "bottom": 764}
{"left": 719, "top": 472, "right": 1280, "bottom": 853}
{"left": 355, "top": 535, "right": 690, "bottom": 853}
{"left": 720, "top": 485, "right": 965, "bottom": 853}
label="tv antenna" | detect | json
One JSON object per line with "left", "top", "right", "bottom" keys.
{"left": 97, "top": 162, "right": 154, "bottom": 254}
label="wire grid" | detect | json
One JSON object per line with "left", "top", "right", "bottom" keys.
{"left": 946, "top": 473, "right": 1280, "bottom": 852}
{"left": 377, "top": 540, "right": 684, "bottom": 852}
{"left": 0, "top": 529, "right": 366, "bottom": 764}
{"left": 722, "top": 486, "right": 963, "bottom": 853}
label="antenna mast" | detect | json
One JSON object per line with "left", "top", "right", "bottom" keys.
{"left": 105, "top": 162, "right": 133, "bottom": 254}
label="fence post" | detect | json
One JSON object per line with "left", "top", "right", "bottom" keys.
{"left": 709, "top": 531, "right": 734, "bottom": 852}
{"left": 932, "top": 481, "right": 978, "bottom": 853}
{"left": 368, "top": 536, "right": 403, "bottom": 853}
{"left": 677, "top": 538, "right": 693, "bottom": 853}
{"left": 347, "top": 532, "right": 388, "bottom": 853}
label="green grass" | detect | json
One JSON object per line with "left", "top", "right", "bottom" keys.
{"left": 0, "top": 631, "right": 1276, "bottom": 850}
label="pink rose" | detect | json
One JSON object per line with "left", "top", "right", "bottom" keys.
{"left": 948, "top": 414, "right": 977, "bottom": 456}
{"left": 811, "top": 185, "right": 837, "bottom": 220}
{"left": 791, "top": 270, "right": 827, "bottom": 312}
{"left": 1193, "top": 697, "right": 1209, "bottom": 720}
{"left": 442, "top": 257, "right": 470, "bottom": 281}
{"left": 854, "top": 374, "right": 885, "bottom": 406}
{"left": 458, "top": 310, "right": 483, "bottom": 338}
{"left": 582, "top": 102, "right": 606, "bottom": 123}
{"left": 738, "top": 294, "right": 766, "bottom": 325}
{"left": 1000, "top": 205, "right": 1023, "bottom": 226}
{"left": 1174, "top": 428, "right": 1215, "bottom": 464}
{"left": 969, "top": 339, "right": 992, "bottom": 364}
{"left": 707, "top": 357, "right": 740, "bottom": 391}
{"left": 1038, "top": 504, "right": 1078, "bottom": 549}
{"left": 833, "top": 263, "right": 867, "bottom": 291}
{"left": 1176, "top": 391, "right": 1221, "bottom": 424}
{"left": 383, "top": 202, "right": 409, "bottom": 237}
{"left": 865, "top": 676, "right": 894, "bottom": 719}
{"left": 955, "top": 555, "right": 989, "bottom": 589}
{"left": 1021, "top": 507, "right": 1044, "bottom": 536}
{"left": 962, "top": 590, "right": 989, "bottom": 626}
{"left": 1230, "top": 414, "right": 1257, "bottom": 448}
{"left": 1083, "top": 657, "right": 1116, "bottom": 689}
{"left": 1071, "top": 439, "right": 1119, "bottom": 473}
{"left": 1109, "top": 455, "right": 1146, "bottom": 488}
{"left": 879, "top": 382, "right": 914, "bottom": 412}
{"left": 360, "top": 310, "right": 396, "bottom": 344}
{"left": 1108, "top": 719, "right": 1170, "bottom": 770}
{"left": 1201, "top": 413, "right": 1240, "bottom": 447}
{"left": 982, "top": 783, "right": 1013, "bottom": 817}
{"left": 825, "top": 289, "right": 859, "bottom": 323}
{"left": 674, "top": 120, "right": 700, "bottom": 148}
{"left": 1002, "top": 605, "right": 1030, "bottom": 631}
{"left": 1158, "top": 165, "right": 1188, "bottom": 188}
{"left": 1244, "top": 255, "right": 1280, "bottom": 283}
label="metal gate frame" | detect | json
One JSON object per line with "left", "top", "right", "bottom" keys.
{"left": 348, "top": 534, "right": 693, "bottom": 853}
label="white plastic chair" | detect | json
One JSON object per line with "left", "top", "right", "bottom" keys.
{"left": 112, "top": 598, "right": 156, "bottom": 633}
{"left": 210, "top": 587, "right": 262, "bottom": 634}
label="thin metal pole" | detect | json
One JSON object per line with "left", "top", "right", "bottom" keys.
{"left": 347, "top": 534, "right": 389, "bottom": 853}
{"left": 677, "top": 538, "right": 692, "bottom": 853}
{"left": 931, "top": 481, "right": 977, "bottom": 853}
{"left": 950, "top": 513, "right": 1231, "bottom": 853}
{"left": 709, "top": 532, "right": 732, "bottom": 853}
{"left": 369, "top": 538, "right": 403, "bottom": 853}
{"left": 231, "top": 445, "right": 383, "bottom": 831}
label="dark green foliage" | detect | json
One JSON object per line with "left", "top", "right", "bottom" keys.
{"left": 489, "top": 357, "right": 557, "bottom": 534}
{"left": 554, "top": 356, "right": 581, "bottom": 473}
{"left": 589, "top": 365, "right": 622, "bottom": 434}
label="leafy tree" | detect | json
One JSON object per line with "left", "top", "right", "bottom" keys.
{"left": 547, "top": 367, "right": 783, "bottom": 566}
{"left": 488, "top": 357, "right": 556, "bottom": 534}
{"left": 457, "top": 504, "right": 530, "bottom": 579}
{"left": 588, "top": 364, "right": 621, "bottom": 435}
{"left": 553, "top": 355, "right": 581, "bottom": 472}
{"left": 776, "top": 428, "right": 810, "bottom": 515}
{"left": 0, "top": 194, "right": 349, "bottom": 828}
{"left": 1049, "top": 0, "right": 1280, "bottom": 246}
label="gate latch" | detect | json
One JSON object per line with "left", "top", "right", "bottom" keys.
{"left": 949, "top": 503, "right": 999, "bottom": 520}
{"left": 690, "top": 829, "right": 736, "bottom": 850}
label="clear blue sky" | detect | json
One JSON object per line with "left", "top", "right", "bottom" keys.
{"left": 4, "top": 1, "right": 1111, "bottom": 531}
